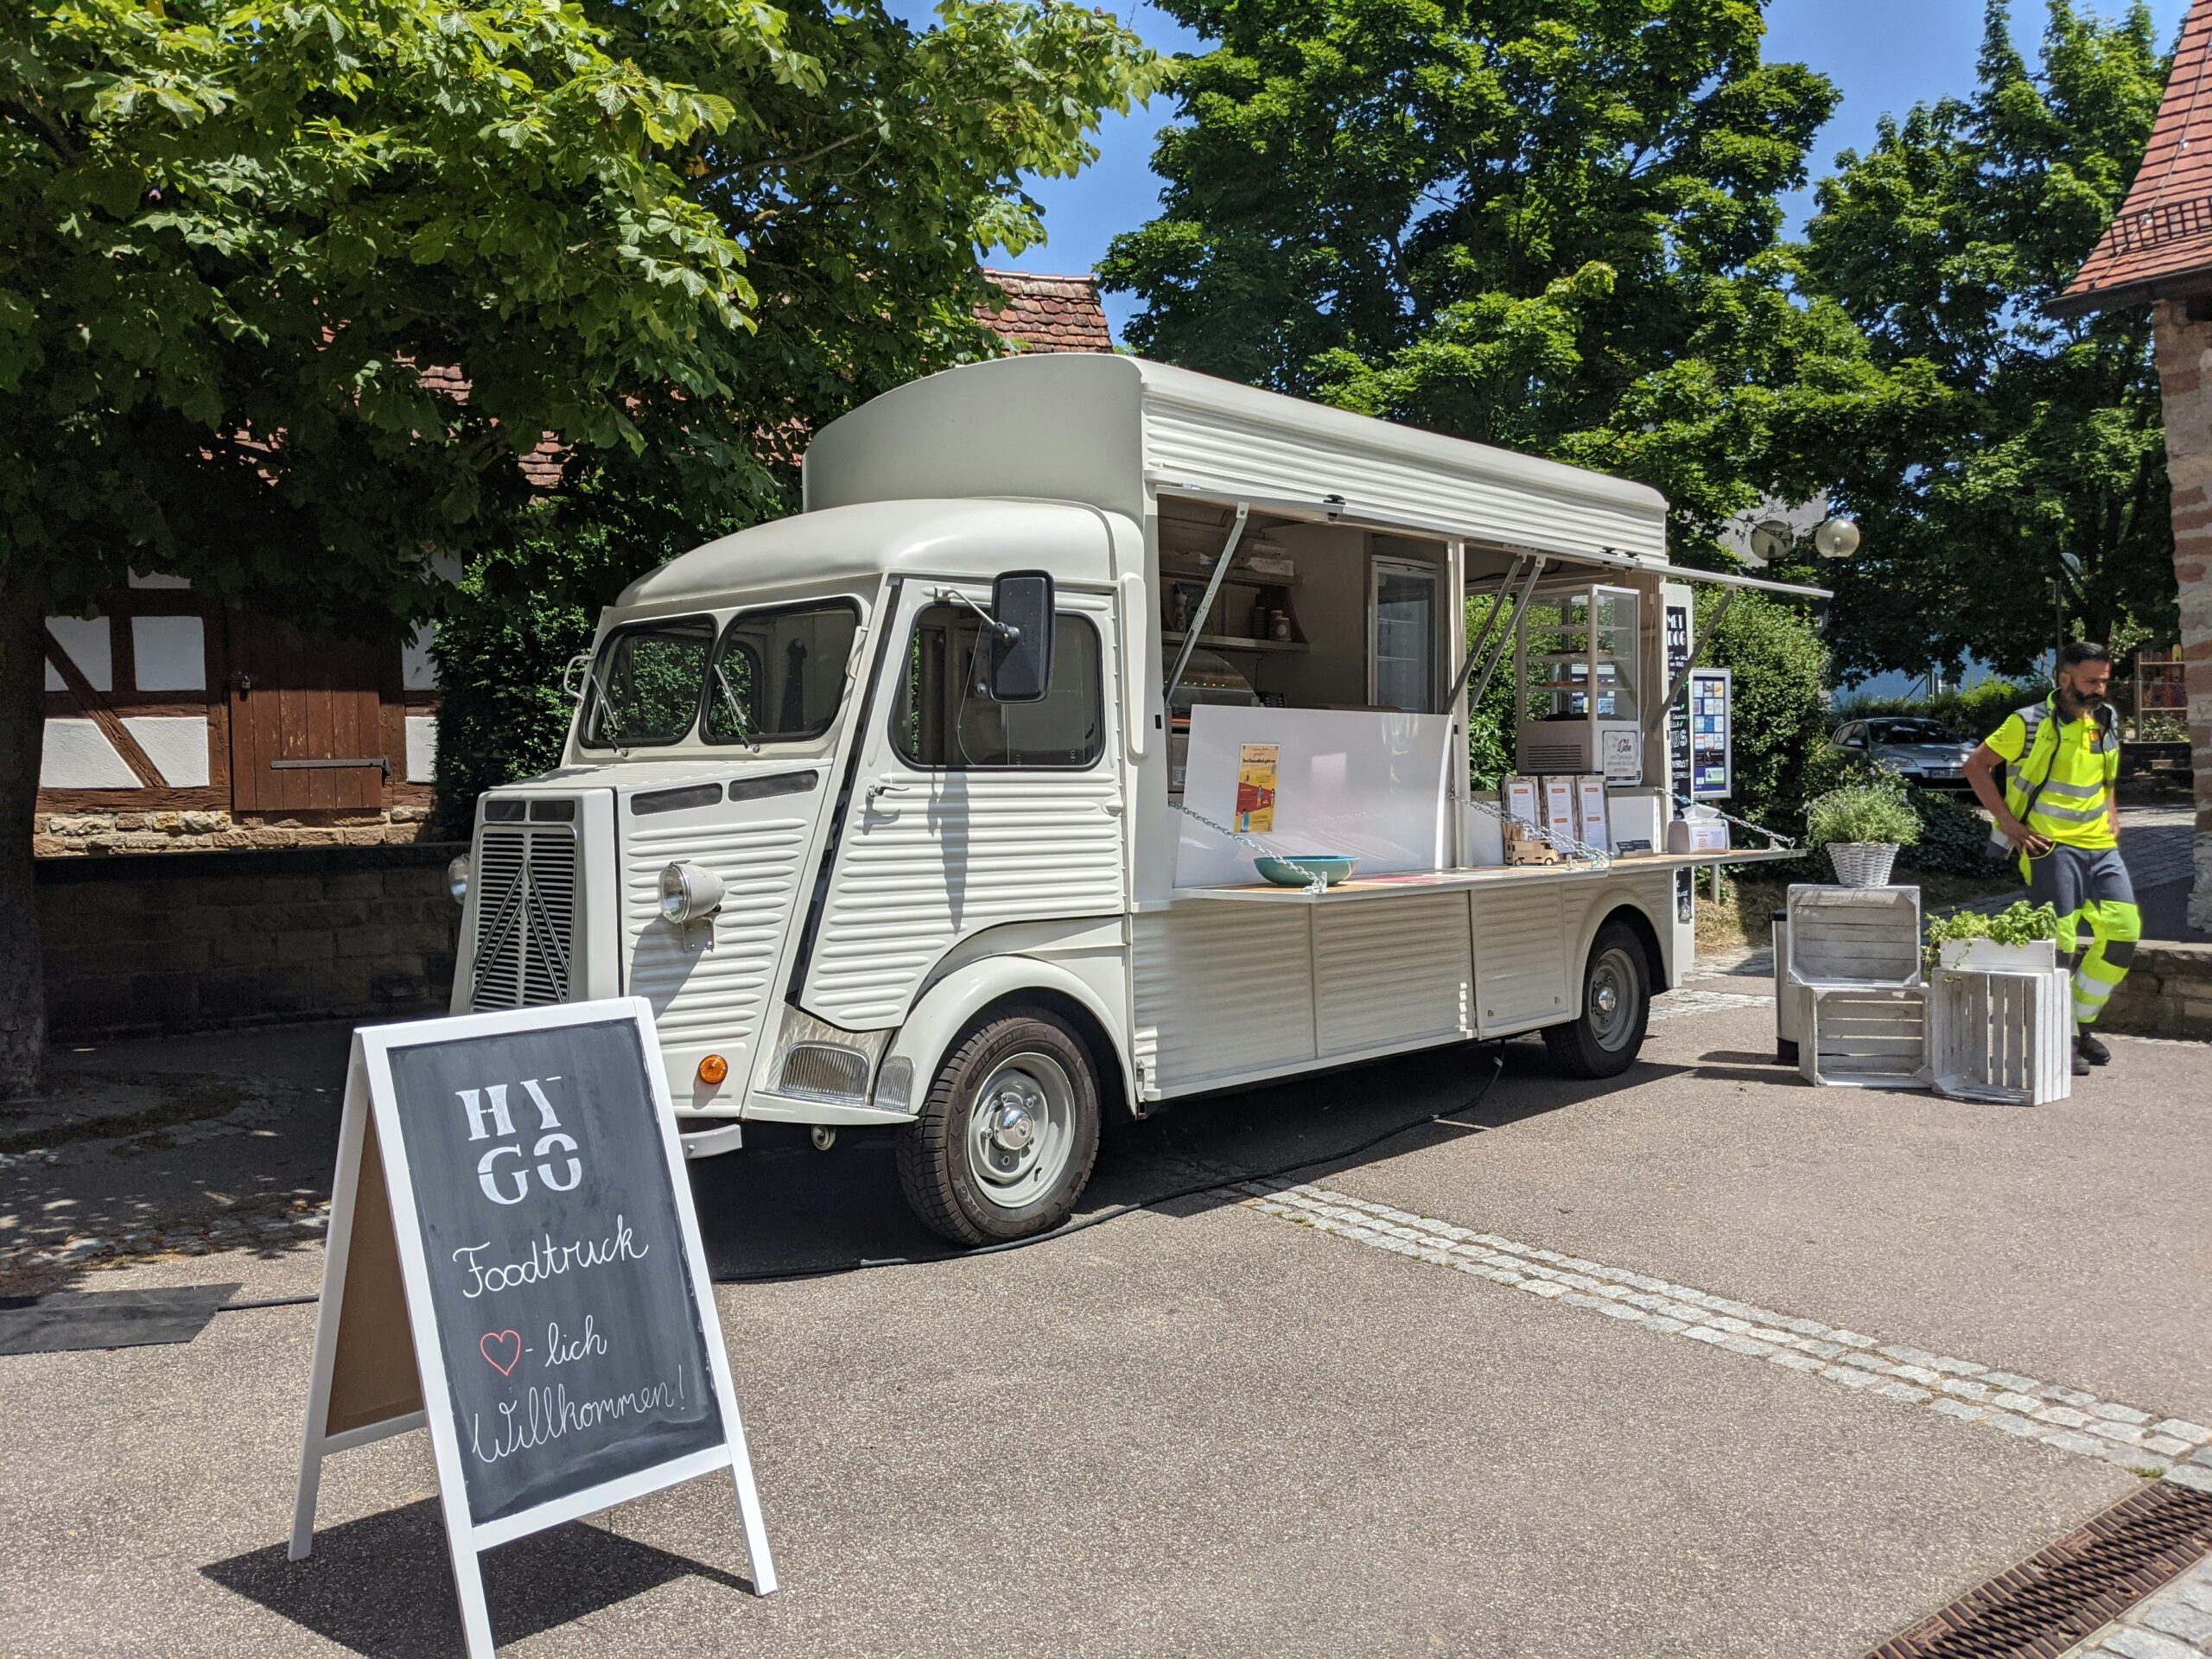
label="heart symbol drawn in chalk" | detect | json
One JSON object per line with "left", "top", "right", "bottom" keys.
{"left": 480, "top": 1330, "right": 522, "bottom": 1376}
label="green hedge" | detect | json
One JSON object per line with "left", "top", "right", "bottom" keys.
{"left": 430, "top": 514, "right": 677, "bottom": 832}
{"left": 1696, "top": 588, "right": 1830, "bottom": 836}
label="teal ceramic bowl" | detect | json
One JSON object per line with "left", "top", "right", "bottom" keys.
{"left": 1254, "top": 854, "right": 1357, "bottom": 889}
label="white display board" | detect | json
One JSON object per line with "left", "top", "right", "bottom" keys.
{"left": 1176, "top": 706, "right": 1452, "bottom": 887}
{"left": 1688, "top": 667, "right": 1733, "bottom": 800}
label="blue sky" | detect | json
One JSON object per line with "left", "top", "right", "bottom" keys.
{"left": 958, "top": 0, "right": 2191, "bottom": 340}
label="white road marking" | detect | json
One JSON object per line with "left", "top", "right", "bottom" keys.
{"left": 1242, "top": 1180, "right": 2212, "bottom": 1494}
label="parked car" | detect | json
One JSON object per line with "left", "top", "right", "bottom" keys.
{"left": 1831, "top": 716, "right": 1977, "bottom": 789}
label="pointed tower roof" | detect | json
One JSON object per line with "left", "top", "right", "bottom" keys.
{"left": 2054, "top": 2, "right": 2212, "bottom": 315}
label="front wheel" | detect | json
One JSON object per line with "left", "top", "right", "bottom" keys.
{"left": 896, "top": 1009, "right": 1102, "bottom": 1246}
{"left": 1541, "top": 921, "right": 1651, "bottom": 1079}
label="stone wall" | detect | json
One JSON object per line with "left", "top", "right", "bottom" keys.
{"left": 35, "top": 842, "right": 463, "bottom": 1039}
{"left": 35, "top": 804, "right": 435, "bottom": 859}
{"left": 2150, "top": 301, "right": 2212, "bottom": 931}
{"left": 2100, "top": 942, "right": 2212, "bottom": 1042}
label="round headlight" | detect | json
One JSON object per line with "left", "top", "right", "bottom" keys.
{"left": 446, "top": 855, "right": 470, "bottom": 906}
{"left": 658, "top": 861, "right": 725, "bottom": 925}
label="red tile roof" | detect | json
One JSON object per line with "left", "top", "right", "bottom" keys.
{"left": 976, "top": 270, "right": 1115, "bottom": 353}
{"left": 2056, "top": 1, "right": 2212, "bottom": 315}
{"left": 406, "top": 269, "right": 1109, "bottom": 495}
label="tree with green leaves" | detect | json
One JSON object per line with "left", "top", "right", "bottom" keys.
{"left": 0, "top": 0, "right": 1157, "bottom": 1096}
{"left": 1796, "top": 0, "right": 2174, "bottom": 682}
{"left": 434, "top": 0, "right": 1163, "bottom": 823}
{"left": 1100, "top": 0, "right": 1867, "bottom": 560}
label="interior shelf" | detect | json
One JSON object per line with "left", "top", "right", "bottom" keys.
{"left": 1161, "top": 630, "right": 1309, "bottom": 654}
{"left": 1160, "top": 561, "right": 1304, "bottom": 588}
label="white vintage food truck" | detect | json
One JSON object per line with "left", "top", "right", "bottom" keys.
{"left": 447, "top": 353, "right": 1821, "bottom": 1243}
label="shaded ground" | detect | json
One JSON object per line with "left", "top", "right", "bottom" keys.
{"left": 1, "top": 982, "right": 2206, "bottom": 1657}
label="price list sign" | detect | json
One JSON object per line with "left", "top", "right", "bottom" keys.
{"left": 289, "top": 1001, "right": 774, "bottom": 1656}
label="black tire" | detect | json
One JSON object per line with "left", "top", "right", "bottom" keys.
{"left": 1541, "top": 920, "right": 1651, "bottom": 1079}
{"left": 896, "top": 1007, "right": 1102, "bottom": 1246}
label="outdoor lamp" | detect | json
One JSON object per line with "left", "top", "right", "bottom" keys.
{"left": 1814, "top": 516, "right": 1861, "bottom": 560}
{"left": 446, "top": 855, "right": 469, "bottom": 906}
{"left": 658, "top": 861, "right": 725, "bottom": 925}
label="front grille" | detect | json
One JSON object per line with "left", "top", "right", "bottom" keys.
{"left": 470, "top": 818, "right": 578, "bottom": 1010}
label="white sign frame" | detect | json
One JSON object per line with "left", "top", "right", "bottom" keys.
{"left": 288, "top": 998, "right": 776, "bottom": 1656}
{"left": 1688, "top": 665, "right": 1733, "bottom": 802}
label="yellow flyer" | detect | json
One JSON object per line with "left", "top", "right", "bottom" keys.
{"left": 1235, "top": 743, "right": 1279, "bottom": 834}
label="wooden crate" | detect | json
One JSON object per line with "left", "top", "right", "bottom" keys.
{"left": 1786, "top": 885, "right": 1923, "bottom": 990}
{"left": 1930, "top": 966, "right": 2073, "bottom": 1106}
{"left": 1802, "top": 987, "right": 1929, "bottom": 1090}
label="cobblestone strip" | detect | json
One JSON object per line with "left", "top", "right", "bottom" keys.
{"left": 1241, "top": 1179, "right": 2212, "bottom": 1496}
{"left": 2063, "top": 1555, "right": 2212, "bottom": 1658}
{"left": 1647, "top": 986, "right": 1772, "bottom": 1024}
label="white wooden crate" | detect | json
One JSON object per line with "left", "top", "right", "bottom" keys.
{"left": 1802, "top": 986, "right": 1929, "bottom": 1090}
{"left": 1929, "top": 965, "right": 2073, "bottom": 1106}
{"left": 1787, "top": 885, "right": 1923, "bottom": 990}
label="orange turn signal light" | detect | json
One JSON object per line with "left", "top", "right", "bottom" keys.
{"left": 696, "top": 1053, "right": 729, "bottom": 1086}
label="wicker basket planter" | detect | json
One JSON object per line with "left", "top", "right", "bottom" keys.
{"left": 1827, "top": 841, "right": 1901, "bottom": 888}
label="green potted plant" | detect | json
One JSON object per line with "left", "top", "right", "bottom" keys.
{"left": 1804, "top": 779, "right": 1919, "bottom": 887}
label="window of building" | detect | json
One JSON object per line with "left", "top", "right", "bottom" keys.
{"left": 893, "top": 605, "right": 1104, "bottom": 769}
{"left": 703, "top": 601, "right": 861, "bottom": 745}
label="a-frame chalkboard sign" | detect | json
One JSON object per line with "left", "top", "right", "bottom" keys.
{"left": 289, "top": 999, "right": 775, "bottom": 1655}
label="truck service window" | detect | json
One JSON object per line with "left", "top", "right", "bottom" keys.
{"left": 894, "top": 606, "right": 1103, "bottom": 769}
{"left": 703, "top": 601, "right": 860, "bottom": 745}
{"left": 582, "top": 616, "right": 714, "bottom": 747}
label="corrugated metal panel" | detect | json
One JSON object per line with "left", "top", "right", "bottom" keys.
{"left": 1554, "top": 871, "right": 1674, "bottom": 995}
{"left": 623, "top": 815, "right": 811, "bottom": 1070}
{"left": 1313, "top": 895, "right": 1473, "bottom": 1058}
{"left": 1144, "top": 391, "right": 1667, "bottom": 563}
{"left": 1471, "top": 887, "right": 1568, "bottom": 1033}
{"left": 804, "top": 777, "right": 1125, "bottom": 1026}
{"left": 1133, "top": 905, "right": 1316, "bottom": 1092}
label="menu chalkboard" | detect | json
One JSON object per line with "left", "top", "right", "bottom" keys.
{"left": 289, "top": 1000, "right": 775, "bottom": 1659}
{"left": 387, "top": 1019, "right": 725, "bottom": 1525}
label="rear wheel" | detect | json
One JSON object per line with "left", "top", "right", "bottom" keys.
{"left": 1541, "top": 921, "right": 1650, "bottom": 1079}
{"left": 896, "top": 1008, "right": 1102, "bottom": 1246}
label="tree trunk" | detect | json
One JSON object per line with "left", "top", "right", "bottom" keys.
{"left": 0, "top": 593, "right": 47, "bottom": 1101}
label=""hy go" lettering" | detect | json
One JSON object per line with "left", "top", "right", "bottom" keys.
{"left": 455, "top": 1078, "right": 582, "bottom": 1205}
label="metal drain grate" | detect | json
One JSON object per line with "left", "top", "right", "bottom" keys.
{"left": 1866, "top": 1481, "right": 2212, "bottom": 1659}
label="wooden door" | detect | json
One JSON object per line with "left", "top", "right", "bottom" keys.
{"left": 226, "top": 618, "right": 390, "bottom": 811}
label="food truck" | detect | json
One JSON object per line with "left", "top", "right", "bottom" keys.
{"left": 446, "top": 354, "right": 1821, "bottom": 1243}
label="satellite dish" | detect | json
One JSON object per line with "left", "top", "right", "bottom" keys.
{"left": 1814, "top": 516, "right": 1861, "bottom": 560}
{"left": 1746, "top": 518, "right": 1794, "bottom": 563}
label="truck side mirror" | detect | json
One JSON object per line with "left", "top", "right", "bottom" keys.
{"left": 987, "top": 571, "right": 1055, "bottom": 702}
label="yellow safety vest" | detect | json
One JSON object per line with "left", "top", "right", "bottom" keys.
{"left": 1986, "top": 696, "right": 2120, "bottom": 852}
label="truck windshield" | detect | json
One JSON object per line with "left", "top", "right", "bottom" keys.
{"left": 582, "top": 616, "right": 715, "bottom": 747}
{"left": 704, "top": 601, "right": 861, "bottom": 745}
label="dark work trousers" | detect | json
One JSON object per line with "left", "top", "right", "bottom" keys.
{"left": 2020, "top": 845, "right": 2141, "bottom": 1028}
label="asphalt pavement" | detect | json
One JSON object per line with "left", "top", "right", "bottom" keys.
{"left": 1, "top": 985, "right": 2207, "bottom": 1657}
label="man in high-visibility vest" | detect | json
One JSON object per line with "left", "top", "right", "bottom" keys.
{"left": 1962, "top": 641, "right": 2139, "bottom": 1077}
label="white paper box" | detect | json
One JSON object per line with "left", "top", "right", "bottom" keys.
{"left": 1574, "top": 775, "right": 1610, "bottom": 854}
{"left": 1542, "top": 776, "right": 1577, "bottom": 843}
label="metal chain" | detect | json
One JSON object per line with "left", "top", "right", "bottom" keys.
{"left": 1449, "top": 786, "right": 1611, "bottom": 868}
{"left": 1670, "top": 796, "right": 1796, "bottom": 849}
{"left": 1168, "top": 799, "right": 1332, "bottom": 893}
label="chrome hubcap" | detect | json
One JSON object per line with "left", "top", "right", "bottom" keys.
{"left": 1587, "top": 945, "right": 1641, "bottom": 1051}
{"left": 966, "top": 1053, "right": 1076, "bottom": 1210}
